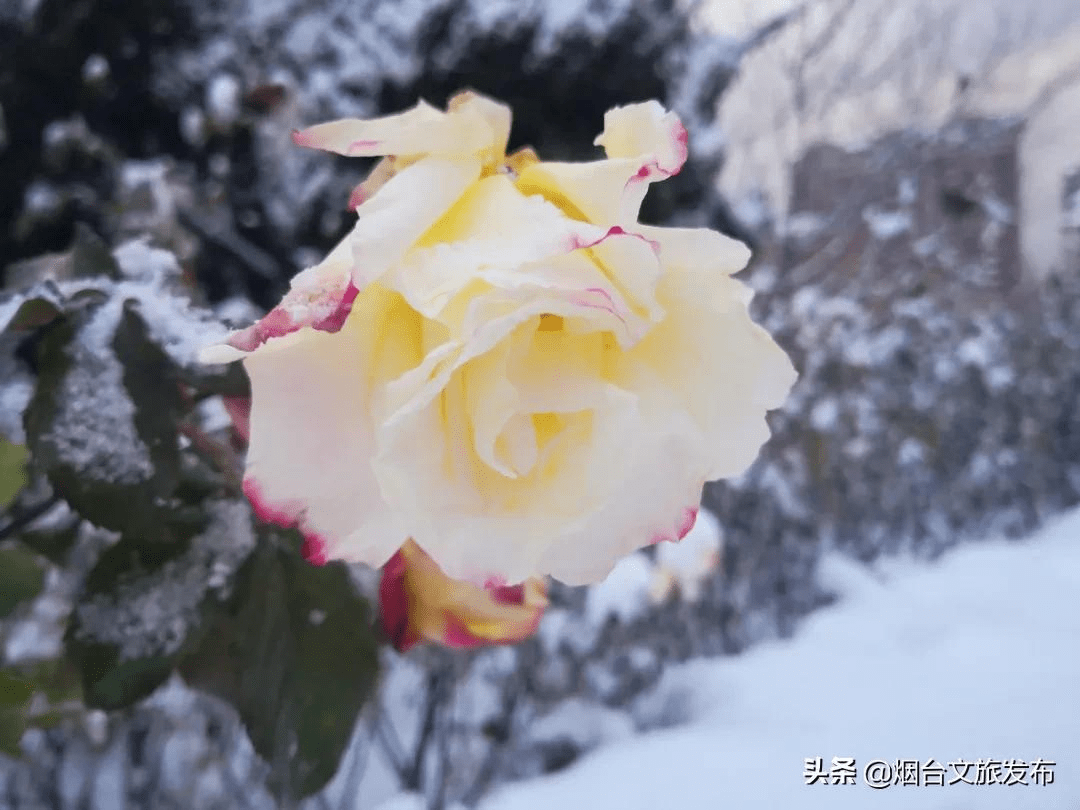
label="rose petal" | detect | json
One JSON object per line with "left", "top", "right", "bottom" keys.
{"left": 377, "top": 365, "right": 710, "bottom": 585}
{"left": 593, "top": 100, "right": 688, "bottom": 175}
{"left": 621, "top": 271, "right": 797, "bottom": 480}
{"left": 349, "top": 155, "right": 483, "bottom": 289}
{"left": 574, "top": 226, "right": 665, "bottom": 324}
{"left": 634, "top": 224, "right": 753, "bottom": 278}
{"left": 198, "top": 232, "right": 357, "bottom": 363}
{"left": 238, "top": 285, "right": 418, "bottom": 568}
{"left": 292, "top": 94, "right": 511, "bottom": 161}
{"left": 378, "top": 539, "right": 547, "bottom": 651}
{"left": 381, "top": 174, "right": 606, "bottom": 319}
{"left": 515, "top": 102, "right": 689, "bottom": 225}
{"left": 378, "top": 549, "right": 422, "bottom": 651}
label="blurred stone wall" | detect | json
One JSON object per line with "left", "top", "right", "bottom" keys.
{"left": 713, "top": 0, "right": 1080, "bottom": 281}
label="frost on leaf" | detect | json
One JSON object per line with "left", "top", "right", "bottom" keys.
{"left": 23, "top": 297, "right": 181, "bottom": 536}
{"left": 67, "top": 500, "right": 256, "bottom": 711}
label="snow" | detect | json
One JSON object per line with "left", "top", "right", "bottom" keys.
{"left": 46, "top": 298, "right": 156, "bottom": 485}
{"left": 81, "top": 55, "right": 109, "bottom": 84}
{"left": 585, "top": 553, "right": 653, "bottom": 627}
{"left": 206, "top": 74, "right": 241, "bottom": 129}
{"left": 0, "top": 370, "right": 32, "bottom": 444}
{"left": 863, "top": 207, "right": 912, "bottom": 240}
{"left": 381, "top": 506, "right": 1080, "bottom": 810}
{"left": 111, "top": 237, "right": 231, "bottom": 366}
{"left": 652, "top": 509, "right": 722, "bottom": 602}
{"left": 72, "top": 500, "right": 255, "bottom": 660}
{"left": 527, "top": 699, "right": 634, "bottom": 752}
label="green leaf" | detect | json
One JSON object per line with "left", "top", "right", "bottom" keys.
{"left": 3, "top": 225, "right": 119, "bottom": 292}
{"left": 0, "top": 294, "right": 63, "bottom": 334}
{"left": 0, "top": 545, "right": 46, "bottom": 619}
{"left": 18, "top": 515, "right": 81, "bottom": 566}
{"left": 0, "top": 670, "right": 35, "bottom": 709}
{"left": 68, "top": 224, "right": 121, "bottom": 281}
{"left": 0, "top": 436, "right": 28, "bottom": 509}
{"left": 65, "top": 526, "right": 200, "bottom": 711}
{"left": 82, "top": 522, "right": 199, "bottom": 596}
{"left": 73, "top": 643, "right": 176, "bottom": 711}
{"left": 0, "top": 670, "right": 35, "bottom": 757}
{"left": 23, "top": 300, "right": 182, "bottom": 537}
{"left": 0, "top": 659, "right": 84, "bottom": 753}
{"left": 111, "top": 301, "right": 182, "bottom": 500}
{"left": 181, "top": 543, "right": 379, "bottom": 799}
{"left": 0, "top": 710, "right": 27, "bottom": 756}
{"left": 65, "top": 500, "right": 247, "bottom": 712}
{"left": 22, "top": 656, "right": 82, "bottom": 707}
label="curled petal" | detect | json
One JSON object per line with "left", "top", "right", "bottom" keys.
{"left": 379, "top": 539, "right": 547, "bottom": 652}
{"left": 292, "top": 94, "right": 511, "bottom": 161}
{"left": 198, "top": 235, "right": 358, "bottom": 363}
{"left": 346, "top": 155, "right": 407, "bottom": 211}
{"left": 593, "top": 100, "right": 688, "bottom": 177}
{"left": 349, "top": 156, "right": 482, "bottom": 289}
{"left": 515, "top": 102, "right": 689, "bottom": 225}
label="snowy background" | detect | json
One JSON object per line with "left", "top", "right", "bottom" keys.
{"left": 2, "top": 0, "right": 1080, "bottom": 808}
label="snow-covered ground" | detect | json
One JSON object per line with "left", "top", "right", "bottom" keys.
{"left": 381, "top": 506, "right": 1080, "bottom": 810}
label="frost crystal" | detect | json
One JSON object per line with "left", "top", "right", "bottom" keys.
{"left": 73, "top": 500, "right": 256, "bottom": 661}
{"left": 46, "top": 299, "right": 155, "bottom": 485}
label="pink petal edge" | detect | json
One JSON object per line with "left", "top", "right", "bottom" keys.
{"left": 379, "top": 551, "right": 421, "bottom": 651}
{"left": 224, "top": 281, "right": 358, "bottom": 354}
{"left": 649, "top": 505, "right": 700, "bottom": 545}
{"left": 566, "top": 225, "right": 661, "bottom": 256}
{"left": 242, "top": 476, "right": 329, "bottom": 565}
{"left": 626, "top": 118, "right": 688, "bottom": 188}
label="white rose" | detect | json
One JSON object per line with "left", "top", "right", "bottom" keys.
{"left": 201, "top": 91, "right": 796, "bottom": 586}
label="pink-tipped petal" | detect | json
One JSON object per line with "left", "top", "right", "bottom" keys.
{"left": 199, "top": 234, "right": 358, "bottom": 363}
{"left": 379, "top": 550, "right": 423, "bottom": 651}
{"left": 243, "top": 477, "right": 303, "bottom": 529}
{"left": 594, "top": 100, "right": 688, "bottom": 177}
{"left": 292, "top": 95, "right": 510, "bottom": 160}
{"left": 676, "top": 506, "right": 699, "bottom": 540}
{"left": 634, "top": 224, "right": 753, "bottom": 278}
{"left": 347, "top": 155, "right": 483, "bottom": 289}
{"left": 515, "top": 102, "right": 689, "bottom": 225}
{"left": 346, "top": 183, "right": 367, "bottom": 212}
{"left": 378, "top": 540, "right": 547, "bottom": 652}
{"left": 301, "top": 533, "right": 329, "bottom": 566}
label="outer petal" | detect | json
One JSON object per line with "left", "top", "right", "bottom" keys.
{"left": 594, "top": 100, "right": 688, "bottom": 173}
{"left": 199, "top": 231, "right": 357, "bottom": 363}
{"left": 238, "top": 284, "right": 421, "bottom": 569}
{"left": 198, "top": 154, "right": 472, "bottom": 360}
{"left": 621, "top": 253, "right": 797, "bottom": 481}
{"left": 379, "top": 539, "right": 547, "bottom": 652}
{"left": 349, "top": 156, "right": 483, "bottom": 288}
{"left": 633, "top": 224, "right": 753, "bottom": 278}
{"left": 292, "top": 92, "right": 511, "bottom": 162}
{"left": 515, "top": 101, "right": 689, "bottom": 225}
